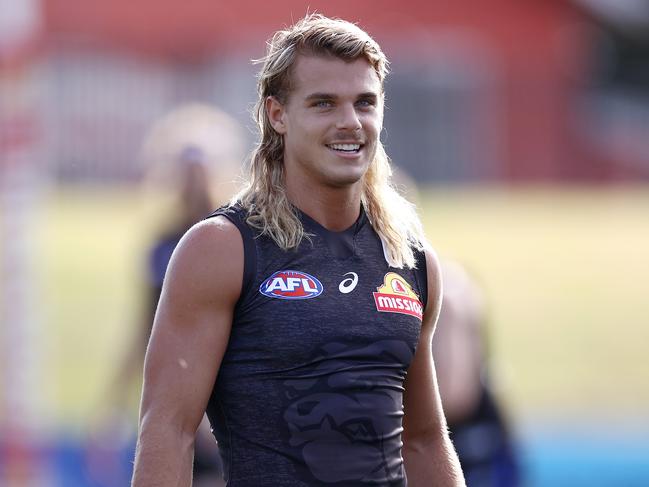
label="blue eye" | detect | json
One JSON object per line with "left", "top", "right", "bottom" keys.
{"left": 314, "top": 100, "right": 333, "bottom": 108}
{"left": 356, "top": 99, "right": 375, "bottom": 108}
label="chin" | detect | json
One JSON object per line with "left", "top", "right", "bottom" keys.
{"left": 327, "top": 165, "right": 368, "bottom": 188}
{"left": 326, "top": 173, "right": 365, "bottom": 188}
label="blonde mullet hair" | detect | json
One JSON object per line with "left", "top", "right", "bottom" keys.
{"left": 234, "top": 13, "right": 426, "bottom": 268}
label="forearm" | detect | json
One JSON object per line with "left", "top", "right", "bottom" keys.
{"left": 131, "top": 414, "right": 195, "bottom": 487}
{"left": 403, "top": 434, "right": 465, "bottom": 487}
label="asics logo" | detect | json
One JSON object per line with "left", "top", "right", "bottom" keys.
{"left": 338, "top": 272, "right": 359, "bottom": 294}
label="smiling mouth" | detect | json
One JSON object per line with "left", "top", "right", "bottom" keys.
{"left": 327, "top": 143, "right": 362, "bottom": 154}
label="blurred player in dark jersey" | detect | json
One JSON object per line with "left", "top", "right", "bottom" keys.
{"left": 142, "top": 145, "right": 225, "bottom": 487}
{"left": 104, "top": 145, "right": 224, "bottom": 486}
{"left": 435, "top": 261, "right": 520, "bottom": 486}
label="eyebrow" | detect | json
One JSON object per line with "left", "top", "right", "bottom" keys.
{"left": 304, "top": 93, "right": 335, "bottom": 102}
{"left": 304, "top": 92, "right": 379, "bottom": 102}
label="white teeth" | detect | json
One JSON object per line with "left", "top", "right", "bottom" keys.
{"left": 329, "top": 143, "right": 360, "bottom": 152}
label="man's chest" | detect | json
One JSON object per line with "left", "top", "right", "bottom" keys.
{"left": 231, "top": 246, "right": 424, "bottom": 369}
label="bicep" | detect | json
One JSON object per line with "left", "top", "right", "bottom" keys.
{"left": 139, "top": 218, "right": 243, "bottom": 433}
{"left": 432, "top": 286, "right": 484, "bottom": 423}
{"left": 403, "top": 246, "right": 445, "bottom": 440}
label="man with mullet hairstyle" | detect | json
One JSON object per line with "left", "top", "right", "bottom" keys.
{"left": 132, "top": 14, "right": 465, "bottom": 486}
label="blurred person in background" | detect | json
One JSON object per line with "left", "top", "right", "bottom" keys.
{"left": 392, "top": 163, "right": 519, "bottom": 486}
{"left": 110, "top": 145, "right": 215, "bottom": 405}
{"left": 96, "top": 104, "right": 244, "bottom": 487}
{"left": 94, "top": 145, "right": 226, "bottom": 487}
{"left": 435, "top": 261, "right": 520, "bottom": 487}
{"left": 105, "top": 145, "right": 225, "bottom": 487}
{"left": 132, "top": 14, "right": 464, "bottom": 487}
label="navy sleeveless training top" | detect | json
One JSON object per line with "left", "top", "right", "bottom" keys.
{"left": 205, "top": 204, "right": 428, "bottom": 486}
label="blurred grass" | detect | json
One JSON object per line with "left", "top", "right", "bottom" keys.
{"left": 4, "top": 184, "right": 649, "bottom": 429}
{"left": 420, "top": 185, "right": 649, "bottom": 421}
{"left": 36, "top": 186, "right": 148, "bottom": 428}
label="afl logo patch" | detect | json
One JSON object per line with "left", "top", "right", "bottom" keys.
{"left": 260, "top": 270, "right": 324, "bottom": 300}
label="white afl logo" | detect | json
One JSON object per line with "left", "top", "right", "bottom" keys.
{"left": 338, "top": 272, "right": 359, "bottom": 294}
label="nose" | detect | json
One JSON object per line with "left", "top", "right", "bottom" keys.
{"left": 335, "top": 103, "right": 362, "bottom": 131}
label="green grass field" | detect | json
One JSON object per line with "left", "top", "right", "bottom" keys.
{"left": 4, "top": 184, "right": 649, "bottom": 429}
{"left": 420, "top": 186, "right": 649, "bottom": 421}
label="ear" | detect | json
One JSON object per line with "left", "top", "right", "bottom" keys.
{"left": 266, "top": 96, "right": 287, "bottom": 134}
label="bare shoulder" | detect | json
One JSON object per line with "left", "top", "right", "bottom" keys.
{"left": 419, "top": 241, "right": 441, "bottom": 301}
{"left": 164, "top": 215, "right": 244, "bottom": 306}
{"left": 420, "top": 242, "right": 443, "bottom": 333}
{"left": 174, "top": 215, "right": 242, "bottom": 255}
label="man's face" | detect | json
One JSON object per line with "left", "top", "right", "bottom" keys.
{"left": 268, "top": 55, "right": 384, "bottom": 190}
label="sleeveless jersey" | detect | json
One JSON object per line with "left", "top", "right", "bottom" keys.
{"left": 205, "top": 205, "right": 428, "bottom": 486}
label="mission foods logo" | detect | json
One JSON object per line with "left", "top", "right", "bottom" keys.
{"left": 373, "top": 272, "right": 423, "bottom": 320}
{"left": 260, "top": 270, "right": 324, "bottom": 300}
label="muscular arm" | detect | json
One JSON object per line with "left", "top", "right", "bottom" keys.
{"left": 432, "top": 262, "right": 485, "bottom": 424}
{"left": 402, "top": 246, "right": 466, "bottom": 486}
{"left": 131, "top": 217, "right": 242, "bottom": 487}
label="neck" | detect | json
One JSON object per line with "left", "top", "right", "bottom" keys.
{"left": 286, "top": 179, "right": 362, "bottom": 232}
